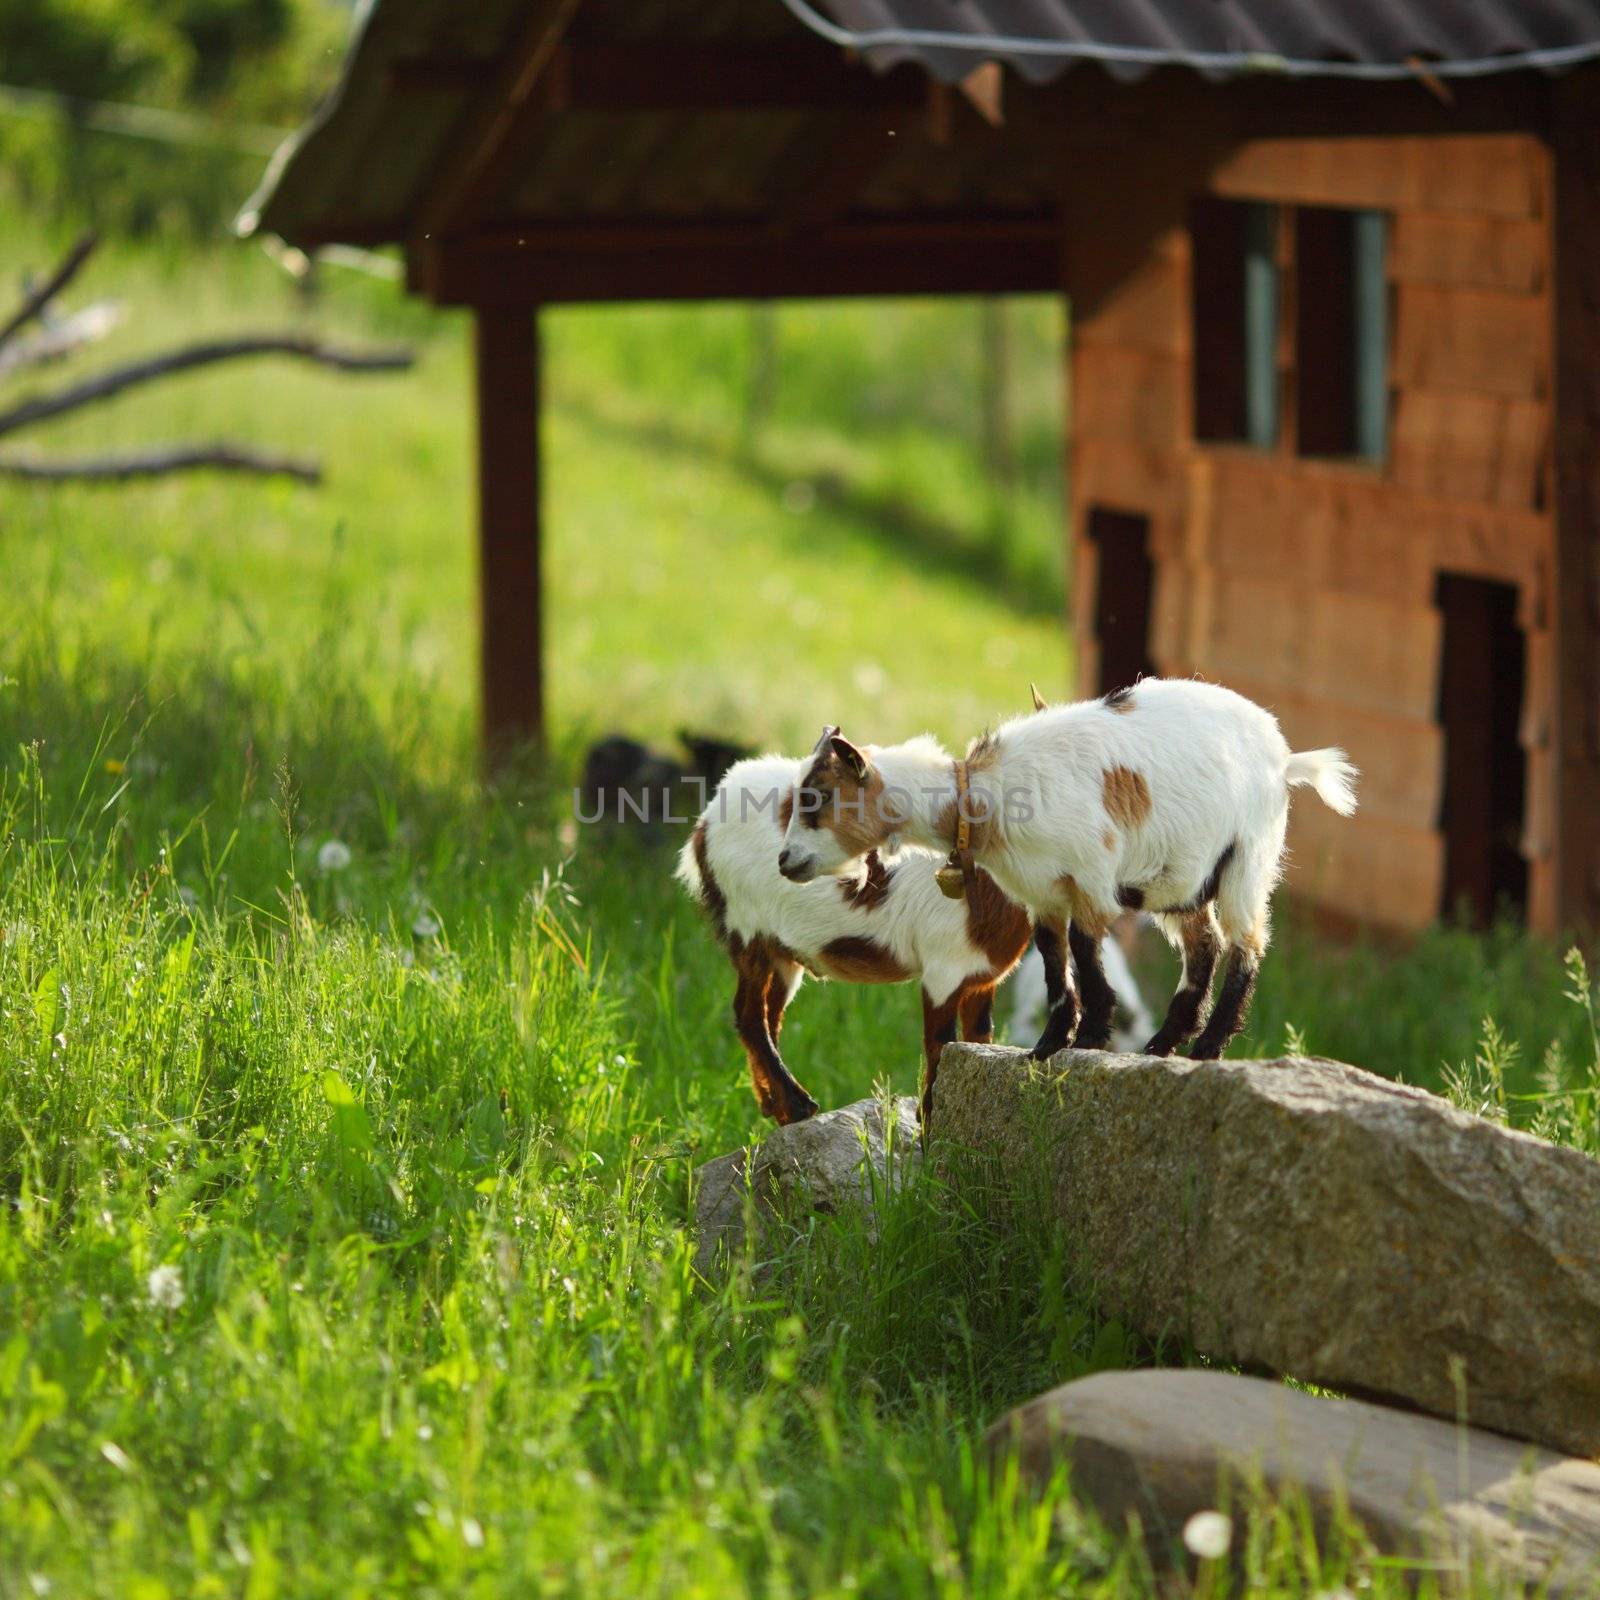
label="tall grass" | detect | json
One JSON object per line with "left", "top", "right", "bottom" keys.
{"left": 1, "top": 629, "right": 1560, "bottom": 1598}
{"left": 1, "top": 206, "right": 1595, "bottom": 1596}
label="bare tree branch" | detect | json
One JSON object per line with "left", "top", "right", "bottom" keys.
{"left": 0, "top": 444, "right": 321, "bottom": 484}
{"left": 0, "top": 233, "right": 99, "bottom": 356}
{"left": 0, "top": 334, "right": 415, "bottom": 438}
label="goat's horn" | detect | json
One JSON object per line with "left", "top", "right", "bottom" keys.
{"left": 1030, "top": 682, "right": 1047, "bottom": 713}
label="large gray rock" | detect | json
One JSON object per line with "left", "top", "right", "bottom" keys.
{"left": 988, "top": 1369, "right": 1600, "bottom": 1594}
{"left": 693, "top": 1095, "right": 920, "bottom": 1278}
{"left": 935, "top": 1044, "right": 1600, "bottom": 1458}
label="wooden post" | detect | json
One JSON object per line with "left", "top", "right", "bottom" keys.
{"left": 1552, "top": 82, "right": 1600, "bottom": 932}
{"left": 473, "top": 305, "right": 543, "bottom": 762}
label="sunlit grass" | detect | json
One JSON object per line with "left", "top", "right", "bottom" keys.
{"left": 1, "top": 204, "right": 1595, "bottom": 1596}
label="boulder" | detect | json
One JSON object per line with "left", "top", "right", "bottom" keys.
{"left": 693, "top": 1095, "right": 920, "bottom": 1278}
{"left": 934, "top": 1044, "right": 1600, "bottom": 1458}
{"left": 988, "top": 1369, "right": 1600, "bottom": 1594}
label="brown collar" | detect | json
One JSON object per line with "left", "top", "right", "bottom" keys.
{"left": 935, "top": 759, "right": 978, "bottom": 902}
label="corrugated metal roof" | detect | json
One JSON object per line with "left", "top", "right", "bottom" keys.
{"left": 805, "top": 0, "right": 1600, "bottom": 84}
{"left": 241, "top": 0, "right": 1600, "bottom": 250}
{"left": 241, "top": 0, "right": 1068, "bottom": 246}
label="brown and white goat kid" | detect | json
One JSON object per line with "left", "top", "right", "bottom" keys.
{"left": 775, "top": 678, "right": 1358, "bottom": 1062}
{"left": 677, "top": 743, "right": 1038, "bottom": 1126}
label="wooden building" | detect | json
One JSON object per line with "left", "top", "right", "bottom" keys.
{"left": 242, "top": 0, "right": 1600, "bottom": 934}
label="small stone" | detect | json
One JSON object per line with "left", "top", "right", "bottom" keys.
{"left": 693, "top": 1095, "right": 920, "bottom": 1279}
{"left": 988, "top": 1369, "right": 1600, "bottom": 1595}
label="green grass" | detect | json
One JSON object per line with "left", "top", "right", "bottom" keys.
{"left": 2, "top": 208, "right": 1598, "bottom": 1597}
{"left": 0, "top": 217, "right": 1068, "bottom": 752}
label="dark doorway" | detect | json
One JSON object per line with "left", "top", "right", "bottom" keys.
{"left": 1089, "top": 506, "right": 1156, "bottom": 695}
{"left": 1435, "top": 573, "right": 1527, "bottom": 925}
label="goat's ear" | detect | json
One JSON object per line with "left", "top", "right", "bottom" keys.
{"left": 1030, "top": 682, "right": 1048, "bottom": 713}
{"left": 829, "top": 733, "right": 869, "bottom": 780}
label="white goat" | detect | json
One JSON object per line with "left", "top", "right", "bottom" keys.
{"left": 677, "top": 746, "right": 1037, "bottom": 1126}
{"left": 775, "top": 678, "right": 1358, "bottom": 1061}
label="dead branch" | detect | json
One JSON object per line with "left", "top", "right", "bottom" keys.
{"left": 0, "top": 301, "right": 124, "bottom": 382}
{"left": 0, "top": 333, "right": 415, "bottom": 438}
{"left": 0, "top": 232, "right": 99, "bottom": 355}
{"left": 0, "top": 444, "right": 321, "bottom": 484}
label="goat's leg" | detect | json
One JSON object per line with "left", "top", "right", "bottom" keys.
{"left": 733, "top": 952, "right": 818, "bottom": 1124}
{"left": 957, "top": 981, "right": 996, "bottom": 1044}
{"left": 732, "top": 973, "right": 782, "bottom": 1119}
{"left": 1189, "top": 945, "right": 1259, "bottom": 1060}
{"left": 1029, "top": 916, "right": 1080, "bottom": 1060}
{"left": 919, "top": 987, "right": 963, "bottom": 1138}
{"left": 765, "top": 955, "right": 802, "bottom": 1042}
{"left": 1143, "top": 909, "right": 1219, "bottom": 1057}
{"left": 1067, "top": 923, "right": 1117, "bottom": 1049}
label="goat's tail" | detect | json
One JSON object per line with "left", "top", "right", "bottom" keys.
{"left": 1286, "top": 748, "right": 1359, "bottom": 816}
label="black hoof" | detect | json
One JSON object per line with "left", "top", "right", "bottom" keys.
{"left": 1030, "top": 1019, "right": 1078, "bottom": 1060}
{"left": 774, "top": 1092, "right": 820, "bottom": 1125}
{"left": 1141, "top": 1035, "right": 1178, "bottom": 1058}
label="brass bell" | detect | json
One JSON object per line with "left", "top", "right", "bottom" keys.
{"left": 935, "top": 859, "right": 966, "bottom": 899}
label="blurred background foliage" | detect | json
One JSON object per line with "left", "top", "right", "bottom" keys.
{"left": 0, "top": 0, "right": 349, "bottom": 233}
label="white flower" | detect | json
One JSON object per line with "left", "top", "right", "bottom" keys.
{"left": 317, "top": 839, "right": 353, "bottom": 874}
{"left": 1182, "top": 1510, "right": 1233, "bottom": 1561}
{"left": 461, "top": 1517, "right": 484, "bottom": 1549}
{"left": 146, "top": 1263, "right": 185, "bottom": 1310}
{"left": 411, "top": 910, "right": 441, "bottom": 939}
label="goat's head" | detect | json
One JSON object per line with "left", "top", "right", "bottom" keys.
{"left": 777, "top": 726, "right": 897, "bottom": 883}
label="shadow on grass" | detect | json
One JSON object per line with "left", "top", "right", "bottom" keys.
{"left": 560, "top": 390, "right": 1064, "bottom": 621}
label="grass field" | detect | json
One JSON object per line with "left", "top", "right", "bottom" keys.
{"left": 2, "top": 209, "right": 1598, "bottom": 1597}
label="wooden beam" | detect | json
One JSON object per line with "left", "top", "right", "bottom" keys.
{"left": 413, "top": 0, "right": 581, "bottom": 241}
{"left": 474, "top": 307, "right": 543, "bottom": 761}
{"left": 387, "top": 56, "right": 495, "bottom": 95}
{"left": 412, "top": 215, "right": 1063, "bottom": 305}
{"left": 388, "top": 44, "right": 926, "bottom": 113}
{"left": 572, "top": 44, "right": 918, "bottom": 114}
{"left": 1551, "top": 80, "right": 1600, "bottom": 931}
{"left": 1031, "top": 68, "right": 1554, "bottom": 144}
{"left": 767, "top": 111, "right": 909, "bottom": 236}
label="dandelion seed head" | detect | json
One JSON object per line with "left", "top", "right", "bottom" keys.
{"left": 1182, "top": 1510, "right": 1232, "bottom": 1561}
{"left": 146, "top": 1263, "right": 185, "bottom": 1310}
{"left": 317, "top": 839, "right": 352, "bottom": 873}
